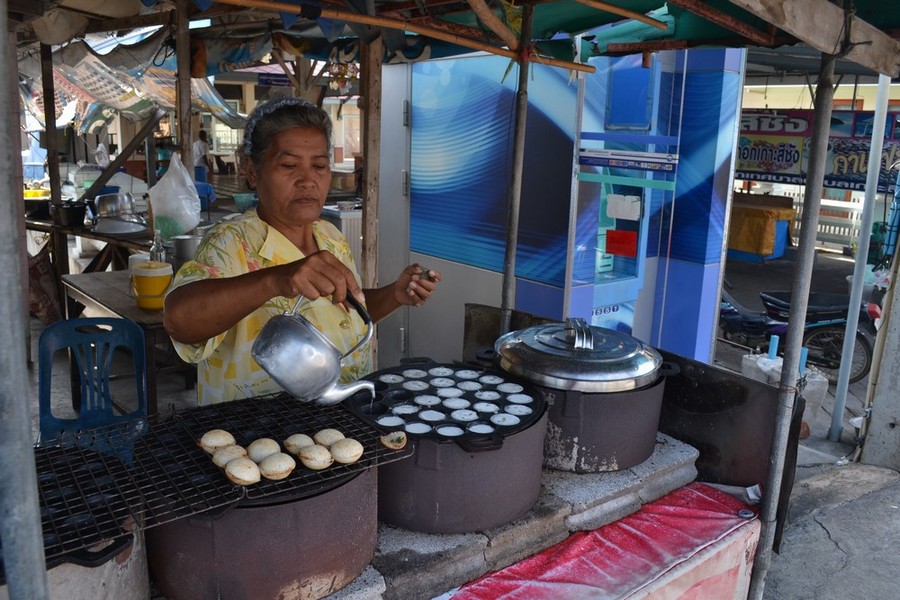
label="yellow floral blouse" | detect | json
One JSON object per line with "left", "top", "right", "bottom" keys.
{"left": 169, "top": 209, "right": 373, "bottom": 405}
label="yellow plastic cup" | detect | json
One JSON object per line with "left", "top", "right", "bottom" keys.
{"left": 131, "top": 261, "right": 173, "bottom": 310}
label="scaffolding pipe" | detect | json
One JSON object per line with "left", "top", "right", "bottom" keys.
{"left": 0, "top": 18, "right": 50, "bottom": 600}
{"left": 829, "top": 73, "right": 891, "bottom": 440}
{"left": 748, "top": 52, "right": 836, "bottom": 600}
{"left": 499, "top": 5, "right": 533, "bottom": 334}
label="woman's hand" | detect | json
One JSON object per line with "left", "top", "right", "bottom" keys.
{"left": 392, "top": 264, "right": 442, "bottom": 307}
{"left": 270, "top": 250, "right": 366, "bottom": 306}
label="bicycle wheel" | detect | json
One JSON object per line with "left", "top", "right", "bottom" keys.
{"left": 802, "top": 325, "right": 873, "bottom": 384}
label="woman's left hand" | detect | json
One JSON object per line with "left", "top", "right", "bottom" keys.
{"left": 394, "top": 264, "right": 442, "bottom": 307}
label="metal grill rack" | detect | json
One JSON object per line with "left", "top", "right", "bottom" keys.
{"left": 11, "top": 394, "right": 412, "bottom": 574}
{"left": 175, "top": 394, "right": 414, "bottom": 503}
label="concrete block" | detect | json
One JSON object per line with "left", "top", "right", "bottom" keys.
{"left": 374, "top": 525, "right": 487, "bottom": 600}
{"left": 542, "top": 467, "right": 642, "bottom": 514}
{"left": 631, "top": 434, "right": 700, "bottom": 503}
{"left": 325, "top": 565, "right": 385, "bottom": 600}
{"left": 566, "top": 489, "right": 642, "bottom": 531}
{"left": 482, "top": 492, "right": 571, "bottom": 569}
{"left": 637, "top": 462, "right": 699, "bottom": 504}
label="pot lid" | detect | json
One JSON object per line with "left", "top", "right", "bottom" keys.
{"left": 494, "top": 318, "right": 663, "bottom": 393}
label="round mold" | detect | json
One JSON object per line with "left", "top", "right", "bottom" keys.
{"left": 428, "top": 366, "right": 455, "bottom": 377}
{"left": 442, "top": 398, "right": 470, "bottom": 410}
{"left": 401, "top": 369, "right": 428, "bottom": 378}
{"left": 497, "top": 382, "right": 524, "bottom": 394}
{"left": 378, "top": 373, "right": 405, "bottom": 384}
{"left": 467, "top": 422, "right": 495, "bottom": 435}
{"left": 450, "top": 409, "right": 478, "bottom": 422}
{"left": 405, "top": 422, "right": 432, "bottom": 435}
{"left": 479, "top": 374, "right": 504, "bottom": 385}
{"left": 490, "top": 413, "right": 521, "bottom": 427}
{"left": 414, "top": 394, "right": 441, "bottom": 407}
{"left": 385, "top": 389, "right": 415, "bottom": 403}
{"left": 436, "top": 387, "right": 464, "bottom": 398}
{"left": 473, "top": 402, "right": 500, "bottom": 414}
{"left": 457, "top": 380, "right": 482, "bottom": 391}
{"left": 402, "top": 380, "right": 430, "bottom": 392}
{"left": 474, "top": 390, "right": 501, "bottom": 401}
{"left": 429, "top": 377, "right": 455, "bottom": 388}
{"left": 376, "top": 415, "right": 406, "bottom": 428}
{"left": 418, "top": 410, "right": 446, "bottom": 422}
{"left": 454, "top": 369, "right": 480, "bottom": 379}
{"left": 391, "top": 403, "right": 420, "bottom": 415}
{"left": 505, "top": 404, "right": 533, "bottom": 416}
{"left": 436, "top": 425, "right": 465, "bottom": 437}
{"left": 506, "top": 393, "right": 534, "bottom": 404}
{"left": 358, "top": 402, "right": 387, "bottom": 416}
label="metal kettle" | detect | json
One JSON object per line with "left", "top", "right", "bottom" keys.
{"left": 251, "top": 295, "right": 375, "bottom": 405}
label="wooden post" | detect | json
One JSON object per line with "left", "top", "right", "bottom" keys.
{"left": 175, "top": 0, "right": 193, "bottom": 175}
{"left": 360, "top": 35, "right": 383, "bottom": 289}
{"left": 39, "top": 44, "right": 60, "bottom": 206}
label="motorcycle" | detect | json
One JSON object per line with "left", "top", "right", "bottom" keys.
{"left": 719, "top": 288, "right": 882, "bottom": 384}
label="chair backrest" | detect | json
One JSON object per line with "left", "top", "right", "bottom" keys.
{"left": 38, "top": 318, "right": 148, "bottom": 444}
{"left": 194, "top": 181, "right": 215, "bottom": 210}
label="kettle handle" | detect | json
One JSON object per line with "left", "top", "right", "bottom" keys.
{"left": 287, "top": 294, "right": 374, "bottom": 359}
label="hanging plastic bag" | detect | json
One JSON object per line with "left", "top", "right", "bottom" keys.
{"left": 148, "top": 152, "right": 201, "bottom": 239}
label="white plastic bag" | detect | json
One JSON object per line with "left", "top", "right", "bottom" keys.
{"left": 148, "top": 153, "right": 201, "bottom": 239}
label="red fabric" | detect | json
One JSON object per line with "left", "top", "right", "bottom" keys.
{"left": 454, "top": 483, "right": 757, "bottom": 599}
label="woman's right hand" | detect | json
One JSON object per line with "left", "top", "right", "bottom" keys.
{"left": 271, "top": 250, "right": 365, "bottom": 306}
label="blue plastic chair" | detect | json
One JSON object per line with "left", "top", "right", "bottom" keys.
{"left": 38, "top": 318, "right": 149, "bottom": 444}
{"left": 194, "top": 181, "right": 216, "bottom": 211}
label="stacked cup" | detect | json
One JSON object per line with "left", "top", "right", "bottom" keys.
{"left": 132, "top": 260, "right": 174, "bottom": 310}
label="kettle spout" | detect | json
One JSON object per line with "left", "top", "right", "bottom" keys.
{"left": 315, "top": 379, "right": 376, "bottom": 406}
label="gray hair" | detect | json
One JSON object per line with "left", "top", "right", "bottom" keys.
{"left": 243, "top": 97, "right": 332, "bottom": 169}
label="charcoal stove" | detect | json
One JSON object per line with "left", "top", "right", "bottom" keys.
{"left": 3, "top": 393, "right": 409, "bottom": 598}
{"left": 346, "top": 361, "right": 548, "bottom": 534}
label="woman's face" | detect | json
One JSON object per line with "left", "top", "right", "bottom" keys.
{"left": 248, "top": 126, "right": 331, "bottom": 227}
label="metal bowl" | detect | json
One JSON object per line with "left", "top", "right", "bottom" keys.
{"left": 95, "top": 192, "right": 136, "bottom": 218}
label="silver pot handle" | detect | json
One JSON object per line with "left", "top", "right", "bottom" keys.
{"left": 287, "top": 294, "right": 373, "bottom": 359}
{"left": 565, "top": 317, "right": 594, "bottom": 351}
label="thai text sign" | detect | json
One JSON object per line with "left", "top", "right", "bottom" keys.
{"left": 735, "top": 109, "right": 900, "bottom": 193}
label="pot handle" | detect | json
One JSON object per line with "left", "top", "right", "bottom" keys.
{"left": 455, "top": 433, "right": 504, "bottom": 453}
{"left": 286, "top": 294, "right": 374, "bottom": 360}
{"left": 565, "top": 317, "right": 594, "bottom": 350}
{"left": 62, "top": 533, "right": 133, "bottom": 568}
{"left": 658, "top": 361, "right": 681, "bottom": 377}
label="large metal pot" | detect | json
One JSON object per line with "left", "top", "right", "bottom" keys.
{"left": 147, "top": 468, "right": 377, "bottom": 600}
{"left": 495, "top": 318, "right": 665, "bottom": 473}
{"left": 252, "top": 295, "right": 375, "bottom": 404}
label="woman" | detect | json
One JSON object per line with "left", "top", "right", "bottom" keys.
{"left": 165, "top": 96, "right": 441, "bottom": 404}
